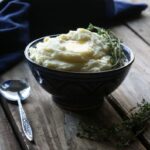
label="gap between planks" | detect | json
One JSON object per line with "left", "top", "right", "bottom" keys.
{"left": 0, "top": 96, "right": 34, "bottom": 150}
{"left": 124, "top": 0, "right": 150, "bottom": 46}
{"left": 107, "top": 95, "right": 150, "bottom": 150}
{"left": 124, "top": 23, "right": 150, "bottom": 47}
{"left": 0, "top": 62, "right": 146, "bottom": 150}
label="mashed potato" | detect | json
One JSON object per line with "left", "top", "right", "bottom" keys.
{"left": 29, "top": 28, "right": 119, "bottom": 72}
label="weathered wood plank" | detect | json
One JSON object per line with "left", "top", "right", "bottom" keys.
{"left": 112, "top": 25, "right": 150, "bottom": 113}
{"left": 111, "top": 24, "right": 150, "bottom": 147}
{"left": 0, "top": 62, "right": 146, "bottom": 150}
{"left": 125, "top": 0, "right": 150, "bottom": 45}
{"left": 0, "top": 100, "right": 21, "bottom": 150}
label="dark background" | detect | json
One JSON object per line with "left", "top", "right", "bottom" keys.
{"left": 29, "top": 0, "right": 109, "bottom": 39}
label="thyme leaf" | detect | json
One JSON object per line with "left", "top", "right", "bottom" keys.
{"left": 77, "top": 100, "right": 150, "bottom": 148}
{"left": 87, "top": 23, "right": 127, "bottom": 69}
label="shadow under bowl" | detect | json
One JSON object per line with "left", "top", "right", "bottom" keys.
{"left": 24, "top": 36, "right": 134, "bottom": 111}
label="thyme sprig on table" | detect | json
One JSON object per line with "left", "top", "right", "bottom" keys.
{"left": 77, "top": 100, "right": 150, "bottom": 148}
{"left": 87, "top": 24, "right": 126, "bottom": 68}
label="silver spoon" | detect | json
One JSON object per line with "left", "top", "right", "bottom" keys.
{"left": 0, "top": 80, "right": 33, "bottom": 141}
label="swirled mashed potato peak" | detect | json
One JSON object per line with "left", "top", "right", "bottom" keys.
{"left": 29, "top": 28, "right": 115, "bottom": 72}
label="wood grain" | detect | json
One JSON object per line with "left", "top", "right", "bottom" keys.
{"left": 111, "top": 23, "right": 150, "bottom": 147}
{"left": 125, "top": 0, "right": 150, "bottom": 45}
{"left": 0, "top": 99, "right": 21, "bottom": 150}
{"left": 0, "top": 62, "right": 146, "bottom": 150}
{"left": 1, "top": 1, "right": 150, "bottom": 148}
{"left": 112, "top": 25, "right": 150, "bottom": 109}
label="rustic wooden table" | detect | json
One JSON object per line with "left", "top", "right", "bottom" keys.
{"left": 0, "top": 0, "right": 150, "bottom": 149}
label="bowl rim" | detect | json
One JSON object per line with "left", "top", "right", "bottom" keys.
{"left": 24, "top": 35, "right": 135, "bottom": 75}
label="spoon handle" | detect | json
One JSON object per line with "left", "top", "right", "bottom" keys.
{"left": 18, "top": 92, "right": 33, "bottom": 141}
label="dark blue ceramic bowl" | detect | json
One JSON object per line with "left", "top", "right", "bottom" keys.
{"left": 24, "top": 36, "right": 134, "bottom": 111}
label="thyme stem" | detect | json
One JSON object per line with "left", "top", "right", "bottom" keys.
{"left": 77, "top": 100, "right": 150, "bottom": 148}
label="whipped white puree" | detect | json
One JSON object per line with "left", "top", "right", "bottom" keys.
{"left": 29, "top": 28, "right": 114, "bottom": 72}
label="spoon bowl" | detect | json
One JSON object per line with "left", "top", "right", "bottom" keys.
{"left": 0, "top": 79, "right": 33, "bottom": 141}
{"left": 0, "top": 80, "right": 30, "bottom": 102}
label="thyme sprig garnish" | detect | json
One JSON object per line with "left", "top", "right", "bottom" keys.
{"left": 77, "top": 100, "right": 150, "bottom": 148}
{"left": 87, "top": 24, "right": 126, "bottom": 68}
